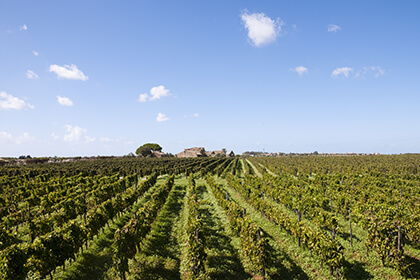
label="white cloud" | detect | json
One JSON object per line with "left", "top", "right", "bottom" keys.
{"left": 291, "top": 66, "right": 308, "bottom": 76}
{"left": 354, "top": 66, "right": 386, "bottom": 79}
{"left": 138, "top": 85, "right": 171, "bottom": 103}
{"left": 19, "top": 24, "right": 28, "bottom": 31}
{"left": 33, "top": 50, "right": 39, "bottom": 56}
{"left": 332, "top": 67, "right": 353, "bottom": 78}
{"left": 156, "top": 113, "right": 169, "bottom": 122}
{"left": 57, "top": 96, "right": 74, "bottom": 107}
{"left": 85, "top": 136, "right": 96, "bottom": 143}
{"left": 51, "top": 132, "right": 60, "bottom": 140}
{"left": 240, "top": 11, "right": 283, "bottom": 47}
{"left": 100, "top": 137, "right": 111, "bottom": 142}
{"left": 150, "top": 85, "right": 170, "bottom": 100}
{"left": 137, "top": 93, "right": 149, "bottom": 103}
{"left": 371, "top": 66, "right": 385, "bottom": 78}
{"left": 64, "top": 125, "right": 85, "bottom": 142}
{"left": 26, "top": 70, "right": 39, "bottom": 80}
{"left": 184, "top": 113, "right": 200, "bottom": 118}
{"left": 15, "top": 132, "right": 34, "bottom": 144}
{"left": 0, "top": 91, "right": 34, "bottom": 110}
{"left": 328, "top": 24, "right": 341, "bottom": 32}
{"left": 0, "top": 131, "right": 34, "bottom": 144}
{"left": 0, "top": 131, "right": 12, "bottom": 142}
{"left": 49, "top": 64, "right": 88, "bottom": 81}
{"left": 63, "top": 124, "right": 94, "bottom": 142}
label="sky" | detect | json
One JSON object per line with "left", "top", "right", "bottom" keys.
{"left": 1, "top": 0, "right": 419, "bottom": 157}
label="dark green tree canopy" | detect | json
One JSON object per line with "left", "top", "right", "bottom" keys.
{"left": 135, "top": 143, "right": 162, "bottom": 157}
{"left": 142, "top": 143, "right": 162, "bottom": 151}
{"left": 135, "top": 146, "right": 152, "bottom": 157}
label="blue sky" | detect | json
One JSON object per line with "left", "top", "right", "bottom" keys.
{"left": 1, "top": 0, "right": 419, "bottom": 157}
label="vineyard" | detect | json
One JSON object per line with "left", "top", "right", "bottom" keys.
{"left": 0, "top": 155, "right": 419, "bottom": 280}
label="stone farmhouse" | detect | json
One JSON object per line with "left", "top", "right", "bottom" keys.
{"left": 176, "top": 147, "right": 230, "bottom": 158}
{"left": 151, "top": 151, "right": 169, "bottom": 158}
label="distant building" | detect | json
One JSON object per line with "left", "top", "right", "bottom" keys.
{"left": 176, "top": 147, "right": 227, "bottom": 158}
{"left": 152, "top": 151, "right": 169, "bottom": 158}
{"left": 205, "top": 150, "right": 225, "bottom": 157}
{"left": 176, "top": 147, "right": 206, "bottom": 158}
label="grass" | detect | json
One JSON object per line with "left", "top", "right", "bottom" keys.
{"left": 244, "top": 159, "right": 262, "bottom": 177}
{"left": 195, "top": 179, "right": 252, "bottom": 279}
{"left": 236, "top": 159, "right": 245, "bottom": 179}
{"left": 177, "top": 175, "right": 194, "bottom": 280}
{"left": 127, "top": 182, "right": 187, "bottom": 280}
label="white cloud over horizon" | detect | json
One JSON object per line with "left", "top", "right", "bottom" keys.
{"left": 240, "top": 11, "right": 283, "bottom": 47}
{"left": 0, "top": 131, "right": 34, "bottom": 144}
{"left": 51, "top": 129, "right": 131, "bottom": 147}
{"left": 291, "top": 66, "right": 308, "bottom": 76}
{"left": 63, "top": 125, "right": 86, "bottom": 142}
{"left": 15, "top": 133, "right": 35, "bottom": 144}
{"left": 156, "top": 113, "right": 169, "bottom": 122}
{"left": 0, "top": 91, "right": 34, "bottom": 110}
{"left": 328, "top": 24, "right": 341, "bottom": 32}
{"left": 51, "top": 132, "right": 60, "bottom": 140}
{"left": 332, "top": 67, "right": 353, "bottom": 78}
{"left": 33, "top": 50, "right": 39, "bottom": 56}
{"left": 26, "top": 70, "right": 39, "bottom": 80}
{"left": 49, "top": 64, "right": 89, "bottom": 81}
{"left": 19, "top": 24, "right": 28, "bottom": 31}
{"left": 0, "top": 131, "right": 12, "bottom": 143}
{"left": 63, "top": 124, "right": 95, "bottom": 142}
{"left": 138, "top": 85, "right": 171, "bottom": 103}
{"left": 100, "top": 137, "right": 111, "bottom": 142}
{"left": 57, "top": 96, "right": 74, "bottom": 107}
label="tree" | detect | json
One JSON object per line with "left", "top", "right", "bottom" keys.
{"left": 135, "top": 143, "right": 162, "bottom": 157}
{"left": 142, "top": 143, "right": 162, "bottom": 152}
{"left": 136, "top": 146, "right": 152, "bottom": 157}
